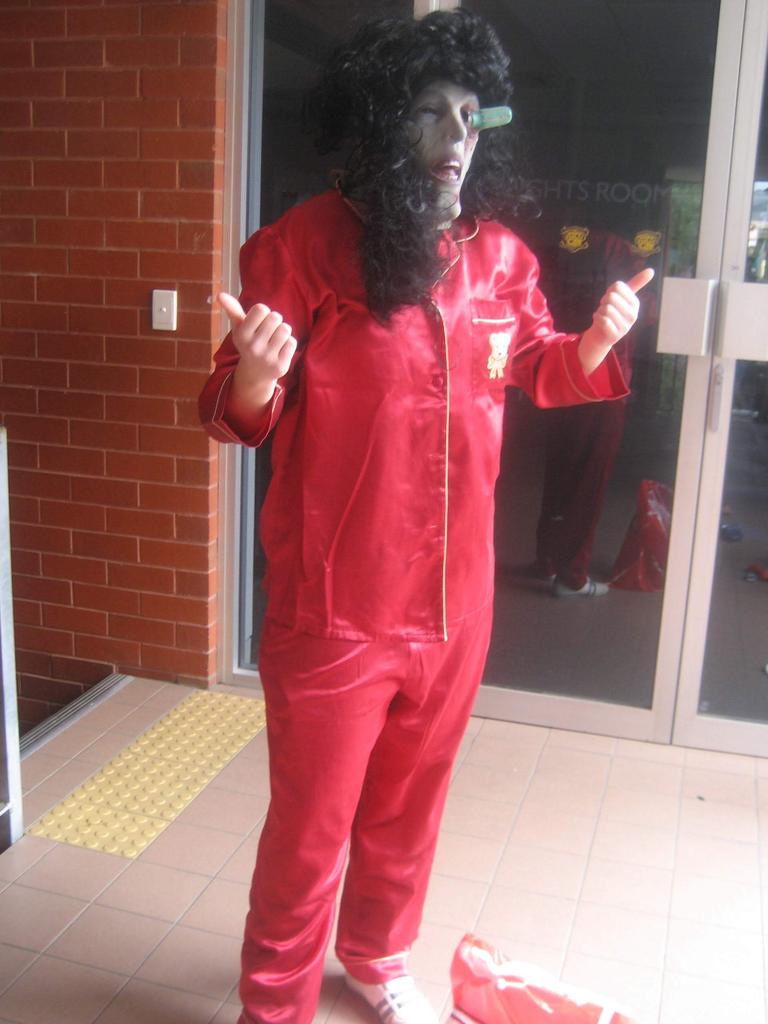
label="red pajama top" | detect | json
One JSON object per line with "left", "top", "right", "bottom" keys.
{"left": 199, "top": 190, "right": 628, "bottom": 642}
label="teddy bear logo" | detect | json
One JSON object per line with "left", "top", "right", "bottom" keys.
{"left": 631, "top": 230, "right": 662, "bottom": 257}
{"left": 559, "top": 225, "right": 590, "bottom": 254}
{"left": 487, "top": 332, "right": 512, "bottom": 379}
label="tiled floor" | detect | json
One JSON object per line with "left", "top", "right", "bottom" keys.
{"left": 2, "top": 675, "right": 768, "bottom": 1024}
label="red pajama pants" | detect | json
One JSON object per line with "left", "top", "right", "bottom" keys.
{"left": 238, "top": 606, "right": 493, "bottom": 1024}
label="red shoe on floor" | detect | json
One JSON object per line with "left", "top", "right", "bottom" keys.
{"left": 449, "top": 935, "right": 640, "bottom": 1024}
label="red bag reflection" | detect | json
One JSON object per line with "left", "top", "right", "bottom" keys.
{"left": 449, "top": 935, "right": 641, "bottom": 1024}
{"left": 610, "top": 479, "right": 672, "bottom": 591}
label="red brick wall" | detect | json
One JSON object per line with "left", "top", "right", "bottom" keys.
{"left": 0, "top": 1, "right": 228, "bottom": 732}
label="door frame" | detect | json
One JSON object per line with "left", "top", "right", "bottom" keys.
{"left": 218, "top": 0, "right": 261, "bottom": 688}
{"left": 219, "top": 0, "right": 768, "bottom": 756}
{"left": 474, "top": 0, "right": 757, "bottom": 745}
{"left": 671, "top": 0, "right": 768, "bottom": 755}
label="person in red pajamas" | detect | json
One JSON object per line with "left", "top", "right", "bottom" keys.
{"left": 199, "top": 11, "right": 652, "bottom": 1024}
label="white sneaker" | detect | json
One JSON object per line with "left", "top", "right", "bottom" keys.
{"left": 345, "top": 973, "right": 439, "bottom": 1024}
{"left": 552, "top": 576, "right": 608, "bottom": 597}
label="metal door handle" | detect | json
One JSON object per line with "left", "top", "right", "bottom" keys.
{"left": 656, "top": 277, "right": 718, "bottom": 357}
{"left": 717, "top": 281, "right": 768, "bottom": 360}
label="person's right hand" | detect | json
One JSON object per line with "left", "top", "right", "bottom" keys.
{"left": 218, "top": 292, "right": 298, "bottom": 386}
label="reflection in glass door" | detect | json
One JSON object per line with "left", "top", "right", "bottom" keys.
{"left": 464, "top": 0, "right": 721, "bottom": 727}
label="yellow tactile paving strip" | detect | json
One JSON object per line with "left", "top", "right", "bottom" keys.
{"left": 28, "top": 691, "right": 267, "bottom": 859}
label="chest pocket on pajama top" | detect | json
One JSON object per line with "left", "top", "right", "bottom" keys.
{"left": 470, "top": 299, "right": 518, "bottom": 393}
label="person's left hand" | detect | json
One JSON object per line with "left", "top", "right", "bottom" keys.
{"left": 578, "top": 267, "right": 654, "bottom": 375}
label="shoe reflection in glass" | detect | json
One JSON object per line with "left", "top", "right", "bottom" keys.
{"left": 552, "top": 576, "right": 609, "bottom": 597}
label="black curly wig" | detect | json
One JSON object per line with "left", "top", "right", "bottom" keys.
{"left": 306, "top": 9, "right": 531, "bottom": 319}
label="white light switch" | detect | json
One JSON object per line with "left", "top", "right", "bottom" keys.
{"left": 152, "top": 289, "right": 177, "bottom": 331}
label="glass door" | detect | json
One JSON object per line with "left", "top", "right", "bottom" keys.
{"left": 466, "top": 0, "right": 750, "bottom": 741}
{"left": 226, "top": 0, "right": 766, "bottom": 756}
{"left": 673, "top": 0, "right": 768, "bottom": 755}
{"left": 228, "top": 0, "right": 418, "bottom": 681}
